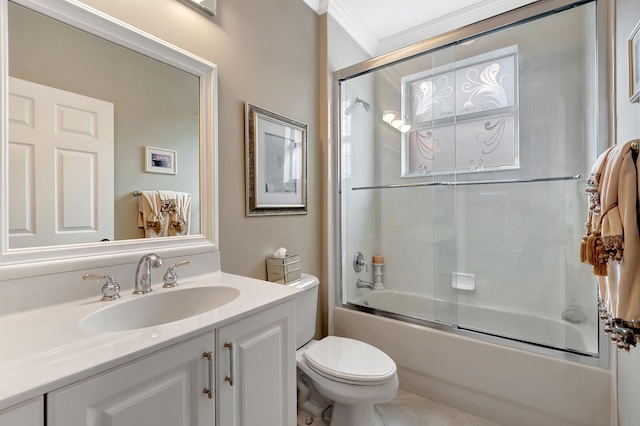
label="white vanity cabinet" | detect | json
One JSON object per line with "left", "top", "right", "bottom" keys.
{"left": 216, "top": 300, "right": 296, "bottom": 426}
{"left": 0, "top": 397, "right": 43, "bottom": 426}
{"left": 47, "top": 332, "right": 215, "bottom": 426}
{"left": 43, "top": 300, "right": 296, "bottom": 426}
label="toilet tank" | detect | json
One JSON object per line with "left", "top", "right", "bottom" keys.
{"left": 286, "top": 274, "right": 319, "bottom": 349}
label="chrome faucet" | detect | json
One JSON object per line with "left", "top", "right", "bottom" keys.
{"left": 133, "top": 253, "right": 163, "bottom": 294}
{"left": 83, "top": 274, "right": 121, "bottom": 301}
{"left": 162, "top": 260, "right": 190, "bottom": 288}
{"left": 356, "top": 278, "right": 374, "bottom": 289}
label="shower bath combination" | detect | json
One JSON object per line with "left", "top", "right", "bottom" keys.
{"left": 334, "top": 1, "right": 610, "bottom": 424}
{"left": 337, "top": 0, "right": 602, "bottom": 362}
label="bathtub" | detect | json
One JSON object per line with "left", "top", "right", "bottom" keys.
{"left": 351, "top": 290, "right": 598, "bottom": 355}
{"left": 334, "top": 293, "right": 612, "bottom": 426}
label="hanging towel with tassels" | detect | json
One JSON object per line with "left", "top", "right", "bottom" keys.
{"left": 170, "top": 192, "right": 191, "bottom": 236}
{"left": 582, "top": 140, "right": 640, "bottom": 325}
{"left": 138, "top": 191, "right": 173, "bottom": 237}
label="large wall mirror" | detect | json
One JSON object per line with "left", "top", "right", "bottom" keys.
{"left": 0, "top": 0, "right": 217, "bottom": 275}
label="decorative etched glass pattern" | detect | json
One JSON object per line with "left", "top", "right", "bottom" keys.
{"left": 456, "top": 55, "right": 515, "bottom": 115}
{"left": 408, "top": 71, "right": 455, "bottom": 122}
{"left": 401, "top": 45, "right": 518, "bottom": 177}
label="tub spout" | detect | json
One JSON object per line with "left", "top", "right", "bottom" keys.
{"left": 356, "top": 279, "right": 373, "bottom": 289}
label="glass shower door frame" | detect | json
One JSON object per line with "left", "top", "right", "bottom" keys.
{"left": 334, "top": 0, "right": 612, "bottom": 368}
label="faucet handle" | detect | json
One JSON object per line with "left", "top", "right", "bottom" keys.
{"left": 353, "top": 252, "right": 368, "bottom": 272}
{"left": 83, "top": 274, "right": 121, "bottom": 301}
{"left": 162, "top": 260, "right": 190, "bottom": 288}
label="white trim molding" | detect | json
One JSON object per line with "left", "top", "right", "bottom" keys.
{"left": 301, "top": 0, "right": 328, "bottom": 15}
{"left": 327, "top": 0, "right": 378, "bottom": 57}
{"left": 300, "top": 0, "right": 377, "bottom": 56}
{"left": 378, "top": 0, "right": 538, "bottom": 55}
{"left": 300, "top": 0, "right": 539, "bottom": 57}
{"left": 0, "top": 0, "right": 219, "bottom": 279}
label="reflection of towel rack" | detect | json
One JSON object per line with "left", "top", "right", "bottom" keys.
{"left": 133, "top": 191, "right": 142, "bottom": 197}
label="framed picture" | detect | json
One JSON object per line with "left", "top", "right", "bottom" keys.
{"left": 245, "top": 103, "right": 307, "bottom": 216}
{"left": 629, "top": 19, "right": 640, "bottom": 103}
{"left": 145, "top": 146, "right": 177, "bottom": 175}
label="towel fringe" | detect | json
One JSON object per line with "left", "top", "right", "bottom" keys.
{"left": 580, "top": 235, "right": 588, "bottom": 263}
{"left": 586, "top": 230, "right": 600, "bottom": 266}
{"left": 603, "top": 235, "right": 624, "bottom": 262}
{"left": 593, "top": 240, "right": 608, "bottom": 276}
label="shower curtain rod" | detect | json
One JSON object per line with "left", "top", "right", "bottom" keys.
{"left": 351, "top": 174, "right": 583, "bottom": 191}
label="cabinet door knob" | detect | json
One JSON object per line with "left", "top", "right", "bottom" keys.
{"left": 202, "top": 351, "right": 213, "bottom": 399}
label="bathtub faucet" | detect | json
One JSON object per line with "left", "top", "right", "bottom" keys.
{"left": 356, "top": 279, "right": 374, "bottom": 289}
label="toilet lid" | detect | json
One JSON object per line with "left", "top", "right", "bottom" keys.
{"left": 302, "top": 336, "right": 396, "bottom": 383}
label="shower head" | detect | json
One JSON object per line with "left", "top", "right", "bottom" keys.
{"left": 355, "top": 97, "right": 372, "bottom": 112}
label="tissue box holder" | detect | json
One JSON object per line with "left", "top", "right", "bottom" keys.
{"left": 266, "top": 255, "right": 301, "bottom": 284}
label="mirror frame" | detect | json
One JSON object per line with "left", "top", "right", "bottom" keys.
{"left": 0, "top": 0, "right": 218, "bottom": 279}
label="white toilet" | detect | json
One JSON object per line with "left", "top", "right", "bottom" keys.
{"left": 287, "top": 274, "right": 398, "bottom": 426}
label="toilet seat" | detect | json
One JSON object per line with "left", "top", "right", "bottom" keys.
{"left": 302, "top": 336, "right": 396, "bottom": 386}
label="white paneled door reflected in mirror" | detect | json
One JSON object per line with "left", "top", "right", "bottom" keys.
{"left": 7, "top": 1, "right": 201, "bottom": 248}
{"left": 0, "top": 0, "right": 218, "bottom": 274}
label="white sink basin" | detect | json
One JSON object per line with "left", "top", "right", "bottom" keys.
{"left": 80, "top": 286, "right": 240, "bottom": 332}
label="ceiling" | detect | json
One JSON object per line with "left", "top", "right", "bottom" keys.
{"left": 341, "top": 0, "right": 487, "bottom": 41}
{"left": 302, "top": 0, "right": 538, "bottom": 56}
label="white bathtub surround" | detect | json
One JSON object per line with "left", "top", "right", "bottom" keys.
{"left": 353, "top": 290, "right": 598, "bottom": 355}
{"left": 335, "top": 308, "right": 611, "bottom": 426}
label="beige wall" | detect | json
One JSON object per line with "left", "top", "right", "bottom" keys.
{"left": 78, "top": 0, "right": 321, "bottom": 280}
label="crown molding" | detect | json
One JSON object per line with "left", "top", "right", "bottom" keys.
{"left": 301, "top": 0, "right": 328, "bottom": 15}
{"left": 327, "top": 0, "right": 378, "bottom": 56}
{"left": 377, "top": 0, "right": 537, "bottom": 54}
{"left": 300, "top": 0, "right": 377, "bottom": 56}
{"left": 301, "top": 0, "right": 538, "bottom": 57}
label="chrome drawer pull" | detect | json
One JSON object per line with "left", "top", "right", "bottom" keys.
{"left": 202, "top": 351, "right": 213, "bottom": 399}
{"left": 224, "top": 342, "right": 234, "bottom": 386}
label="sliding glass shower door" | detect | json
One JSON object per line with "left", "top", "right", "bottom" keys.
{"left": 339, "top": 0, "right": 601, "bottom": 356}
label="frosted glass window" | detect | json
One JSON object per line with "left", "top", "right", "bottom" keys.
{"left": 401, "top": 45, "right": 518, "bottom": 176}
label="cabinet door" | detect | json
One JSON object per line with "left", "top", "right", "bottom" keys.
{"left": 217, "top": 301, "right": 296, "bottom": 426}
{"left": 0, "top": 397, "right": 43, "bottom": 426}
{"left": 48, "top": 333, "right": 215, "bottom": 426}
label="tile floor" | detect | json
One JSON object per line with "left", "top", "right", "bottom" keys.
{"left": 374, "top": 389, "right": 500, "bottom": 426}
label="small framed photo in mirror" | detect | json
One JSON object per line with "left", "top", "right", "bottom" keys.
{"left": 629, "top": 19, "right": 640, "bottom": 103}
{"left": 145, "top": 146, "right": 177, "bottom": 175}
{"left": 245, "top": 103, "right": 307, "bottom": 216}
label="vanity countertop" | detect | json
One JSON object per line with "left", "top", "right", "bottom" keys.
{"left": 0, "top": 271, "right": 299, "bottom": 411}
